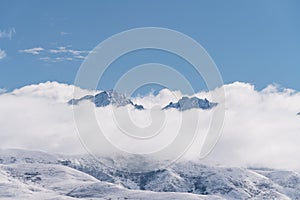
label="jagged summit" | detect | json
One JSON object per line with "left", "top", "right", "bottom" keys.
{"left": 68, "top": 90, "right": 144, "bottom": 110}
{"left": 69, "top": 90, "right": 217, "bottom": 111}
{"left": 163, "top": 96, "right": 217, "bottom": 111}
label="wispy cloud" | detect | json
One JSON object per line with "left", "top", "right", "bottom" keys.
{"left": 49, "top": 46, "right": 88, "bottom": 56}
{"left": 0, "top": 49, "right": 7, "bottom": 60}
{"left": 60, "top": 32, "right": 69, "bottom": 36}
{"left": 39, "top": 46, "right": 89, "bottom": 62}
{"left": 54, "top": 57, "right": 73, "bottom": 61}
{"left": 40, "top": 56, "right": 73, "bottom": 63}
{"left": 0, "top": 28, "right": 16, "bottom": 40}
{"left": 49, "top": 46, "right": 69, "bottom": 54}
{"left": 19, "top": 47, "right": 44, "bottom": 55}
{"left": 74, "top": 55, "right": 85, "bottom": 59}
{"left": 39, "top": 57, "right": 51, "bottom": 61}
{"left": 20, "top": 45, "right": 88, "bottom": 62}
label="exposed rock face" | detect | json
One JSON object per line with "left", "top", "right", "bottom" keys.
{"left": 163, "top": 97, "right": 217, "bottom": 111}
{"left": 68, "top": 90, "right": 144, "bottom": 110}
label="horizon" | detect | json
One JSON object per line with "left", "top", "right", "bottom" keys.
{"left": 3, "top": 79, "right": 300, "bottom": 97}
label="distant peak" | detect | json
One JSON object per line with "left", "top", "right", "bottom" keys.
{"left": 162, "top": 96, "right": 217, "bottom": 111}
{"left": 69, "top": 91, "right": 217, "bottom": 111}
{"left": 68, "top": 90, "right": 144, "bottom": 110}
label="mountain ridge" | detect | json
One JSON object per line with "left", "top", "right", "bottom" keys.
{"left": 68, "top": 90, "right": 144, "bottom": 110}
{"left": 0, "top": 149, "right": 299, "bottom": 200}
{"left": 69, "top": 90, "right": 217, "bottom": 111}
{"left": 162, "top": 96, "right": 217, "bottom": 111}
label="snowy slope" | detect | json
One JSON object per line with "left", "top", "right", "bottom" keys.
{"left": 0, "top": 149, "right": 299, "bottom": 199}
{"left": 0, "top": 163, "right": 222, "bottom": 200}
{"left": 66, "top": 156, "right": 294, "bottom": 199}
{"left": 0, "top": 149, "right": 222, "bottom": 200}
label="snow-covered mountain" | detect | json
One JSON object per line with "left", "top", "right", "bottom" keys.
{"left": 68, "top": 90, "right": 144, "bottom": 110}
{"left": 162, "top": 97, "right": 217, "bottom": 111}
{"left": 0, "top": 149, "right": 299, "bottom": 200}
{"left": 69, "top": 90, "right": 217, "bottom": 111}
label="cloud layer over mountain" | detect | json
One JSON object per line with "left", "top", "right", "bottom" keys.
{"left": 0, "top": 81, "right": 300, "bottom": 170}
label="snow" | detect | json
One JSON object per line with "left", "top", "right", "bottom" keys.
{"left": 69, "top": 90, "right": 217, "bottom": 111}
{"left": 0, "top": 149, "right": 299, "bottom": 199}
{"left": 68, "top": 90, "right": 144, "bottom": 110}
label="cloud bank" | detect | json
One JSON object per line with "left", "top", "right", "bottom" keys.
{"left": 0, "top": 81, "right": 300, "bottom": 170}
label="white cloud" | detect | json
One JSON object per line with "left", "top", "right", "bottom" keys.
{"left": 0, "top": 82, "right": 95, "bottom": 154}
{"left": 19, "top": 47, "right": 44, "bottom": 55}
{"left": 40, "top": 56, "right": 73, "bottom": 63}
{"left": 0, "top": 28, "right": 16, "bottom": 39}
{"left": 0, "top": 81, "right": 300, "bottom": 170}
{"left": 44, "top": 46, "right": 88, "bottom": 62}
{"left": 74, "top": 55, "right": 85, "bottom": 59}
{"left": 202, "top": 82, "right": 300, "bottom": 170}
{"left": 0, "top": 49, "right": 7, "bottom": 60}
{"left": 39, "top": 57, "right": 51, "bottom": 61}
{"left": 49, "top": 46, "right": 88, "bottom": 56}
{"left": 54, "top": 57, "right": 73, "bottom": 62}
{"left": 133, "top": 88, "right": 183, "bottom": 108}
{"left": 49, "top": 46, "right": 68, "bottom": 54}
{"left": 0, "top": 88, "right": 7, "bottom": 94}
{"left": 20, "top": 46, "right": 88, "bottom": 62}
{"left": 11, "top": 81, "right": 93, "bottom": 102}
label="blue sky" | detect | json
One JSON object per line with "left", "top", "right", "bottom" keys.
{"left": 0, "top": 0, "right": 300, "bottom": 94}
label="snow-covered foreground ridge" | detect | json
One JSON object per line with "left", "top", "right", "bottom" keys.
{"left": 1, "top": 149, "right": 300, "bottom": 200}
